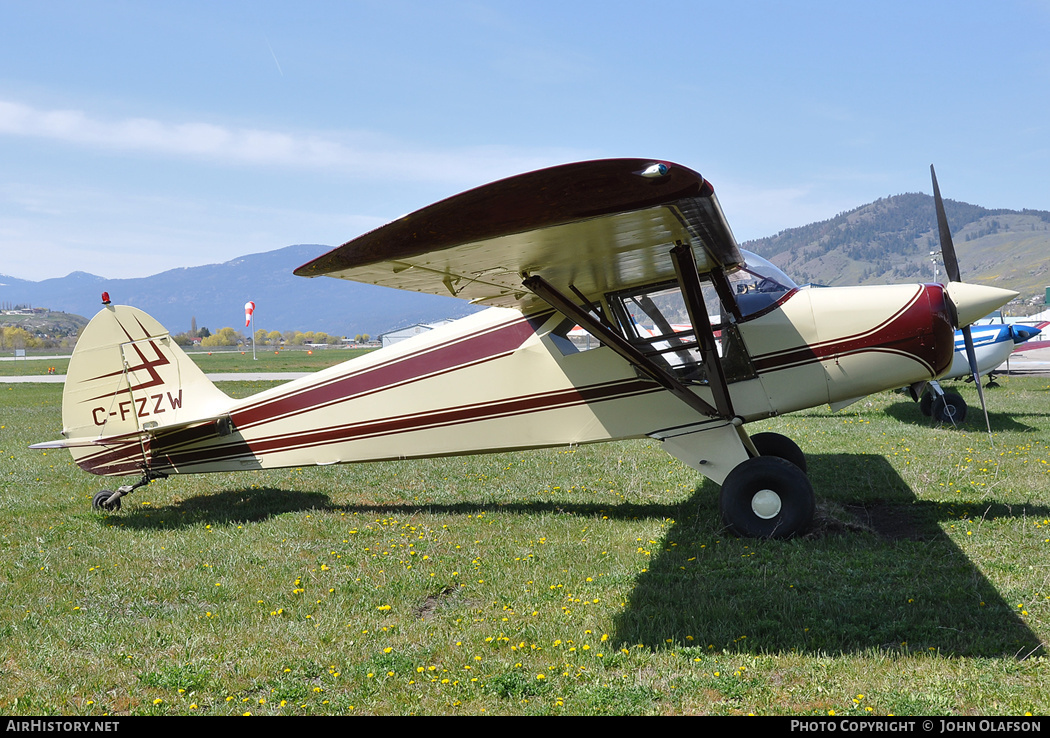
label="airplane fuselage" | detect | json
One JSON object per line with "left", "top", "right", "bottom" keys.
{"left": 66, "top": 281, "right": 954, "bottom": 484}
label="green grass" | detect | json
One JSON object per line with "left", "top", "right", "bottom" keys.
{"left": 181, "top": 347, "right": 374, "bottom": 373}
{"left": 1, "top": 378, "right": 1048, "bottom": 715}
{"left": 0, "top": 348, "right": 372, "bottom": 377}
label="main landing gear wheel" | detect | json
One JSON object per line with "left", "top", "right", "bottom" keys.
{"left": 720, "top": 456, "right": 814, "bottom": 539}
{"left": 932, "top": 392, "right": 967, "bottom": 424}
{"left": 750, "top": 432, "right": 807, "bottom": 473}
{"left": 92, "top": 490, "right": 121, "bottom": 512}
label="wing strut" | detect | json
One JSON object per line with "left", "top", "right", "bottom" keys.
{"left": 670, "top": 242, "right": 736, "bottom": 419}
{"left": 522, "top": 273, "right": 722, "bottom": 419}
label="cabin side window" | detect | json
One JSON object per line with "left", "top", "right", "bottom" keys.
{"left": 608, "top": 281, "right": 707, "bottom": 381}
{"left": 608, "top": 277, "right": 757, "bottom": 384}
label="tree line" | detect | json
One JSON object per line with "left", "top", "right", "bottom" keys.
{"left": 171, "top": 327, "right": 372, "bottom": 348}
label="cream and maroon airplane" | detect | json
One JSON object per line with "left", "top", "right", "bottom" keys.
{"left": 31, "top": 159, "right": 1016, "bottom": 538}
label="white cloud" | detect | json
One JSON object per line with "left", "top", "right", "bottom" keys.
{"left": 0, "top": 98, "right": 586, "bottom": 186}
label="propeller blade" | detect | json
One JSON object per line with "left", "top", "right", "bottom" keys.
{"left": 931, "top": 165, "right": 962, "bottom": 284}
{"left": 932, "top": 165, "right": 993, "bottom": 438}
{"left": 960, "top": 325, "right": 993, "bottom": 436}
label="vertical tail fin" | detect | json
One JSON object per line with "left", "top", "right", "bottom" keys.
{"left": 43, "top": 304, "right": 232, "bottom": 475}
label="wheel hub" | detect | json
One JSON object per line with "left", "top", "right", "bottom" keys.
{"left": 751, "top": 489, "right": 782, "bottom": 519}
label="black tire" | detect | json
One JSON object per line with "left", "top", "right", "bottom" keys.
{"left": 92, "top": 490, "right": 121, "bottom": 512}
{"left": 932, "top": 392, "right": 967, "bottom": 424}
{"left": 919, "top": 391, "right": 934, "bottom": 417}
{"left": 720, "top": 456, "right": 815, "bottom": 539}
{"left": 750, "top": 432, "right": 807, "bottom": 473}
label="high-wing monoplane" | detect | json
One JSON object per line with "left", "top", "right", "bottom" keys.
{"left": 31, "top": 159, "right": 1017, "bottom": 538}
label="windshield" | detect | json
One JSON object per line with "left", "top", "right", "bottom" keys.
{"left": 728, "top": 250, "right": 798, "bottom": 318}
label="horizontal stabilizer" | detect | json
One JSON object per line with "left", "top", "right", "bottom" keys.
{"left": 30, "top": 412, "right": 233, "bottom": 451}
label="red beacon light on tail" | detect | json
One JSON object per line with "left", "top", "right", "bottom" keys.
{"left": 101, "top": 292, "right": 111, "bottom": 305}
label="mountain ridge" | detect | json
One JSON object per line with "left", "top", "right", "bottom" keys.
{"left": 0, "top": 244, "right": 481, "bottom": 337}
{"left": 743, "top": 193, "right": 1050, "bottom": 300}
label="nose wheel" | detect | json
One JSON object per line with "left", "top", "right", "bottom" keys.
{"left": 720, "top": 455, "right": 814, "bottom": 539}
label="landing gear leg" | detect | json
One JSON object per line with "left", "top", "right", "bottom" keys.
{"left": 92, "top": 469, "right": 168, "bottom": 512}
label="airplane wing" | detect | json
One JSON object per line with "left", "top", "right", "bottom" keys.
{"left": 294, "top": 159, "right": 744, "bottom": 314}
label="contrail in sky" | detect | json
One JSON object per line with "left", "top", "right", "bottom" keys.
{"left": 264, "top": 34, "right": 284, "bottom": 77}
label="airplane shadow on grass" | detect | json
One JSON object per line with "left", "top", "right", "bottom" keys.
{"left": 881, "top": 399, "right": 1042, "bottom": 433}
{"left": 615, "top": 452, "right": 1047, "bottom": 659}
{"left": 107, "top": 453, "right": 1046, "bottom": 660}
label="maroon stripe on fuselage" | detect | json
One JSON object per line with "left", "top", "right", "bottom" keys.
{"left": 232, "top": 311, "right": 552, "bottom": 429}
{"left": 751, "top": 284, "right": 952, "bottom": 375}
{"left": 72, "top": 437, "right": 150, "bottom": 476}
{"left": 153, "top": 377, "right": 661, "bottom": 472}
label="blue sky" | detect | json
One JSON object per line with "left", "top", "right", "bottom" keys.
{"left": 2, "top": 1, "right": 1048, "bottom": 281}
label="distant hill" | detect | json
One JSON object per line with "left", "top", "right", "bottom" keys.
{"left": 743, "top": 194, "right": 1050, "bottom": 301}
{"left": 0, "top": 244, "right": 481, "bottom": 338}
{"left": 0, "top": 310, "right": 88, "bottom": 342}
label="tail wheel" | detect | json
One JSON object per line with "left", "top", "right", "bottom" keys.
{"left": 92, "top": 490, "right": 121, "bottom": 512}
{"left": 750, "top": 432, "right": 807, "bottom": 473}
{"left": 932, "top": 392, "right": 967, "bottom": 424}
{"left": 720, "top": 456, "right": 814, "bottom": 539}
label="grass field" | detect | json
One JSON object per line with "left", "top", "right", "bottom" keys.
{"left": 1, "top": 377, "right": 1047, "bottom": 715}
{"left": 0, "top": 348, "right": 372, "bottom": 377}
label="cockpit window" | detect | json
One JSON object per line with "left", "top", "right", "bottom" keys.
{"left": 607, "top": 282, "right": 702, "bottom": 377}
{"left": 728, "top": 250, "right": 798, "bottom": 318}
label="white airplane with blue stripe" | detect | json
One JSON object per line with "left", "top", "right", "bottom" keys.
{"left": 918, "top": 321, "right": 1043, "bottom": 423}
{"left": 944, "top": 322, "right": 1042, "bottom": 383}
